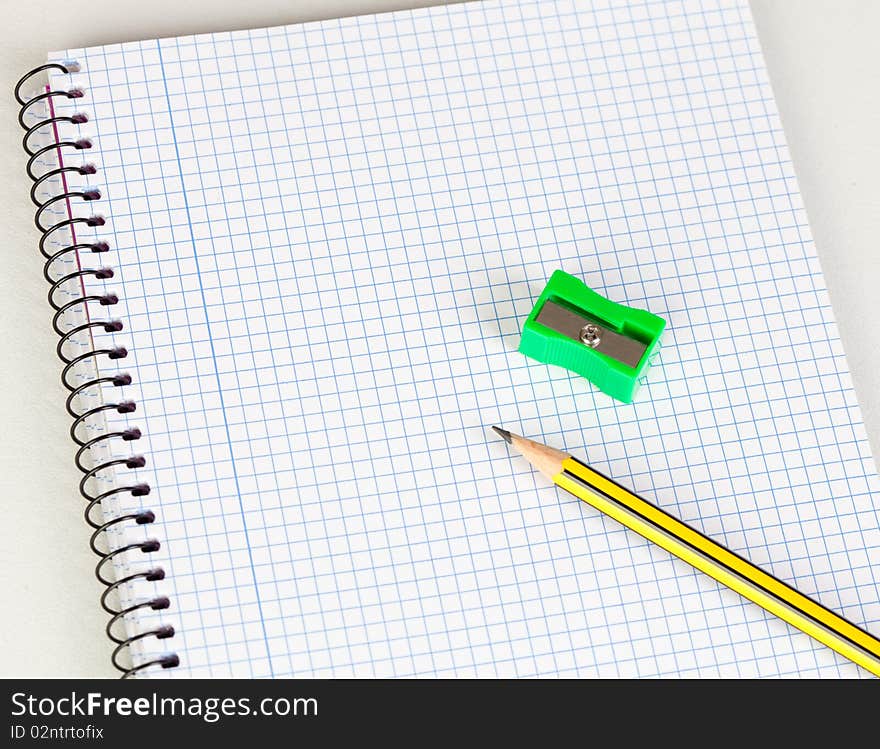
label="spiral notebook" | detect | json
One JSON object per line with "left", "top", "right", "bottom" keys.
{"left": 16, "top": 0, "right": 880, "bottom": 678}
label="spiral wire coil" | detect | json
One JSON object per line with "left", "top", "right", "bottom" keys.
{"left": 15, "top": 64, "right": 179, "bottom": 678}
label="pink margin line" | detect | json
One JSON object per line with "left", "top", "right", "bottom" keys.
{"left": 46, "top": 82, "right": 96, "bottom": 346}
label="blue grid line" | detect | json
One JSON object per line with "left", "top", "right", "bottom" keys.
{"left": 329, "top": 14, "right": 428, "bottom": 676}
{"left": 154, "top": 38, "right": 275, "bottom": 676}
{"left": 89, "top": 39, "right": 229, "bottom": 673}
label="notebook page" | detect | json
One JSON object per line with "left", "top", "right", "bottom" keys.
{"left": 48, "top": 0, "right": 880, "bottom": 677}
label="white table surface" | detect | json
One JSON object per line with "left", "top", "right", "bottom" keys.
{"left": 1, "top": 0, "right": 877, "bottom": 678}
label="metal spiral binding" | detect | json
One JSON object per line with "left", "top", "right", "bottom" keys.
{"left": 15, "top": 64, "right": 179, "bottom": 678}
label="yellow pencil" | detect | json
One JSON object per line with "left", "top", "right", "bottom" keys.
{"left": 492, "top": 426, "right": 880, "bottom": 677}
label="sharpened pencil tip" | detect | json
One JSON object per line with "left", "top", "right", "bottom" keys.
{"left": 491, "top": 426, "right": 513, "bottom": 444}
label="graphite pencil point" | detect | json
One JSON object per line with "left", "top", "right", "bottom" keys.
{"left": 491, "top": 426, "right": 513, "bottom": 444}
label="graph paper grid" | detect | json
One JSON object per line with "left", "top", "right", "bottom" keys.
{"left": 46, "top": 0, "right": 880, "bottom": 677}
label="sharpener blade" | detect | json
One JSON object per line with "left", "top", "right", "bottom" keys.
{"left": 535, "top": 300, "right": 647, "bottom": 369}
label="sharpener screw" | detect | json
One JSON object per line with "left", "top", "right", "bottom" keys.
{"left": 580, "top": 323, "right": 602, "bottom": 348}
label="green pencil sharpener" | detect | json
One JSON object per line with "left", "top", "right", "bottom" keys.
{"left": 519, "top": 270, "right": 666, "bottom": 403}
